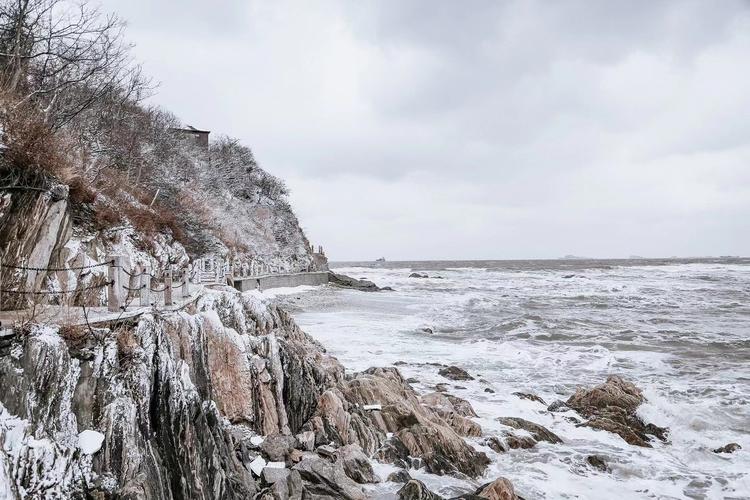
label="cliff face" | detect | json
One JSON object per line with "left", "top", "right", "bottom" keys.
{"left": 0, "top": 287, "right": 488, "bottom": 499}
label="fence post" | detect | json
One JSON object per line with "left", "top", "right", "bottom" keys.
{"left": 182, "top": 270, "right": 190, "bottom": 298}
{"left": 107, "top": 255, "right": 122, "bottom": 312}
{"left": 140, "top": 265, "right": 151, "bottom": 306}
{"left": 164, "top": 270, "right": 173, "bottom": 306}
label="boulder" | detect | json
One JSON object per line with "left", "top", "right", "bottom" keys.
{"left": 269, "top": 469, "right": 304, "bottom": 500}
{"left": 261, "top": 434, "right": 297, "bottom": 462}
{"left": 409, "top": 273, "right": 429, "bottom": 279}
{"left": 337, "top": 444, "right": 378, "bottom": 484}
{"left": 713, "top": 443, "right": 741, "bottom": 454}
{"left": 475, "top": 478, "right": 518, "bottom": 500}
{"left": 504, "top": 434, "right": 536, "bottom": 450}
{"left": 566, "top": 376, "right": 668, "bottom": 447}
{"left": 496, "top": 417, "right": 562, "bottom": 444}
{"left": 261, "top": 466, "right": 290, "bottom": 484}
{"left": 387, "top": 469, "right": 413, "bottom": 483}
{"left": 396, "top": 423, "right": 490, "bottom": 477}
{"left": 438, "top": 366, "right": 474, "bottom": 381}
{"left": 293, "top": 456, "right": 367, "bottom": 499}
{"left": 398, "top": 479, "right": 444, "bottom": 499}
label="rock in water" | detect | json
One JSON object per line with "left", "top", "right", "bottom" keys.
{"left": 496, "top": 417, "right": 563, "bottom": 444}
{"left": 387, "top": 469, "right": 412, "bottom": 483}
{"left": 475, "top": 477, "right": 519, "bottom": 500}
{"left": 512, "top": 392, "right": 547, "bottom": 405}
{"left": 328, "top": 271, "right": 383, "bottom": 291}
{"left": 713, "top": 443, "right": 741, "bottom": 454}
{"left": 398, "top": 479, "right": 444, "bottom": 499}
{"left": 438, "top": 366, "right": 474, "bottom": 381}
{"left": 566, "top": 375, "right": 668, "bottom": 447}
{"left": 586, "top": 455, "right": 610, "bottom": 472}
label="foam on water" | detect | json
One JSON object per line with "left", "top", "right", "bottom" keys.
{"left": 278, "top": 259, "right": 750, "bottom": 499}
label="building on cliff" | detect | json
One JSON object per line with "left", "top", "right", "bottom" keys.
{"left": 171, "top": 125, "right": 210, "bottom": 150}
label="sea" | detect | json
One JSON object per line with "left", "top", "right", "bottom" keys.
{"left": 276, "top": 258, "right": 750, "bottom": 499}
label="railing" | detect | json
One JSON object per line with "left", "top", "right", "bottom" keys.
{"left": 0, "top": 254, "right": 192, "bottom": 312}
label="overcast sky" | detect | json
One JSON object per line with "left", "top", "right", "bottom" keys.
{"left": 102, "top": 0, "right": 750, "bottom": 260}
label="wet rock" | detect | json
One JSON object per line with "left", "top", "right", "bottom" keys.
{"left": 394, "top": 361, "right": 408, "bottom": 366}
{"left": 512, "top": 392, "right": 547, "bottom": 405}
{"left": 307, "top": 366, "right": 489, "bottom": 478}
{"left": 445, "top": 395, "right": 478, "bottom": 417}
{"left": 566, "top": 376, "right": 668, "bottom": 447}
{"left": 484, "top": 388, "right": 495, "bottom": 393}
{"left": 504, "top": 434, "right": 537, "bottom": 450}
{"left": 713, "top": 443, "right": 741, "bottom": 454}
{"left": 397, "top": 423, "right": 490, "bottom": 477}
{"left": 337, "top": 444, "right": 379, "bottom": 484}
{"left": 480, "top": 436, "right": 507, "bottom": 453}
{"left": 586, "top": 455, "right": 610, "bottom": 472}
{"left": 438, "top": 366, "right": 475, "bottom": 381}
{"left": 475, "top": 477, "right": 519, "bottom": 500}
{"left": 328, "top": 271, "right": 383, "bottom": 292}
{"left": 388, "top": 469, "right": 412, "bottom": 484}
{"left": 398, "top": 479, "right": 444, "bottom": 499}
{"left": 547, "top": 400, "right": 570, "bottom": 412}
{"left": 261, "top": 434, "right": 297, "bottom": 462}
{"left": 293, "top": 456, "right": 367, "bottom": 499}
{"left": 409, "top": 273, "right": 429, "bottom": 279}
{"left": 496, "top": 417, "right": 562, "bottom": 444}
{"left": 420, "top": 327, "right": 434, "bottom": 334}
{"left": 374, "top": 436, "right": 412, "bottom": 469}
{"left": 435, "top": 383, "right": 450, "bottom": 392}
{"left": 406, "top": 377, "right": 420, "bottom": 384}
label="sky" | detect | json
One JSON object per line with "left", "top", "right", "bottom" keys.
{"left": 102, "top": 0, "right": 750, "bottom": 260}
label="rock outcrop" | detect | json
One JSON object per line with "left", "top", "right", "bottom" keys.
{"left": 328, "top": 271, "right": 384, "bottom": 292}
{"left": 566, "top": 375, "right": 668, "bottom": 447}
{"left": 0, "top": 286, "right": 493, "bottom": 498}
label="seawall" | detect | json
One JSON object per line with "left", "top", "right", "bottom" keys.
{"left": 233, "top": 271, "right": 329, "bottom": 292}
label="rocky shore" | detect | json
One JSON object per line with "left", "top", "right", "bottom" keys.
{"left": 0, "top": 280, "right": 684, "bottom": 499}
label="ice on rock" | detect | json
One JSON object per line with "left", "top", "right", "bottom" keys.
{"left": 77, "top": 430, "right": 104, "bottom": 455}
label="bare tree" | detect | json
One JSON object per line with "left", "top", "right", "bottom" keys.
{"left": 0, "top": 0, "right": 151, "bottom": 129}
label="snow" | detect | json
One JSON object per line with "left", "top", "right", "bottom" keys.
{"left": 363, "top": 404, "right": 382, "bottom": 411}
{"left": 249, "top": 436, "right": 264, "bottom": 446}
{"left": 77, "top": 430, "right": 104, "bottom": 455}
{"left": 249, "top": 456, "right": 266, "bottom": 476}
{"left": 265, "top": 461, "right": 286, "bottom": 469}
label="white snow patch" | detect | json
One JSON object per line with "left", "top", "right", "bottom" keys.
{"left": 249, "top": 456, "right": 266, "bottom": 476}
{"left": 265, "top": 461, "right": 286, "bottom": 469}
{"left": 249, "top": 436, "right": 264, "bottom": 446}
{"left": 77, "top": 430, "right": 104, "bottom": 455}
{"left": 363, "top": 404, "right": 382, "bottom": 411}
